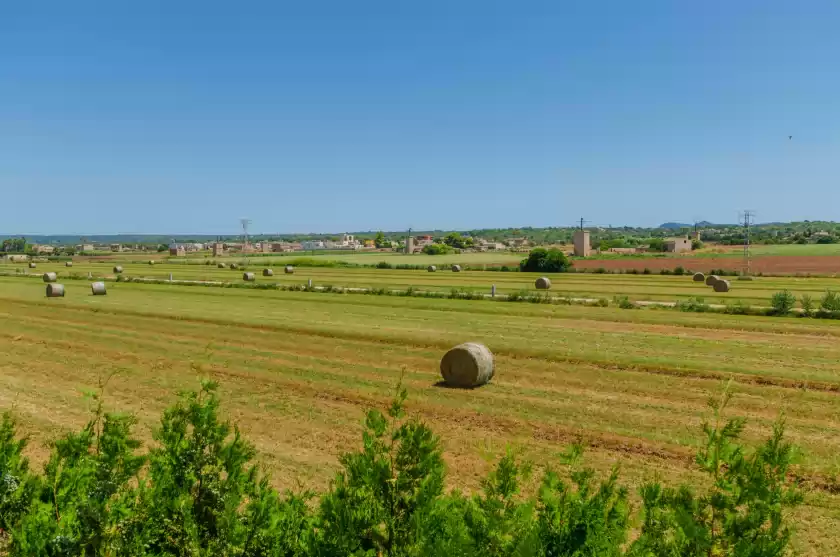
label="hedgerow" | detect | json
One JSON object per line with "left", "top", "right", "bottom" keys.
{"left": 0, "top": 381, "right": 803, "bottom": 556}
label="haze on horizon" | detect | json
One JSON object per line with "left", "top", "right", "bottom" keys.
{"left": 2, "top": 1, "right": 839, "bottom": 236}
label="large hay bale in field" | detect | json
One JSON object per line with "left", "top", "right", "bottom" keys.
{"left": 217, "top": 262, "right": 226, "bottom": 268}
{"left": 28, "top": 262, "right": 36, "bottom": 269}
{"left": 148, "top": 260, "right": 155, "bottom": 265}
{"left": 91, "top": 282, "right": 107, "bottom": 296}
{"left": 243, "top": 272, "right": 256, "bottom": 282}
{"left": 42, "top": 272, "right": 57, "bottom": 283}
{"left": 440, "top": 342, "right": 495, "bottom": 388}
{"left": 705, "top": 275, "right": 719, "bottom": 286}
{"left": 46, "top": 283, "right": 65, "bottom": 298}
{"left": 535, "top": 277, "right": 551, "bottom": 290}
{"left": 263, "top": 268, "right": 274, "bottom": 277}
{"left": 713, "top": 279, "right": 731, "bottom": 293}
{"left": 452, "top": 264, "right": 462, "bottom": 273}
{"left": 229, "top": 263, "right": 238, "bottom": 270}
{"left": 284, "top": 265, "right": 295, "bottom": 274}
{"left": 427, "top": 265, "right": 437, "bottom": 272}
{"left": 693, "top": 272, "right": 705, "bottom": 282}
{"left": 65, "top": 261, "right": 73, "bottom": 267}
{"left": 113, "top": 266, "right": 123, "bottom": 274}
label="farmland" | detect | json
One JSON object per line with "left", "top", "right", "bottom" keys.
{"left": 5, "top": 259, "right": 840, "bottom": 306}
{"left": 1, "top": 269, "right": 840, "bottom": 554}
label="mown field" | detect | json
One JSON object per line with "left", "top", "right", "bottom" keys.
{"left": 5, "top": 259, "right": 840, "bottom": 306}
{"left": 1, "top": 274, "right": 840, "bottom": 554}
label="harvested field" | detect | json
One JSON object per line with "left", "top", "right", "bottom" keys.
{"left": 0, "top": 275, "right": 839, "bottom": 554}
{"left": 574, "top": 255, "right": 840, "bottom": 275}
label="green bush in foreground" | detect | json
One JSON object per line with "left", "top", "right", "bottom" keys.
{"left": 0, "top": 382, "right": 803, "bottom": 556}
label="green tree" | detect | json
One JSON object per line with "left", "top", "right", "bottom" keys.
{"left": 315, "top": 383, "right": 446, "bottom": 556}
{"left": 630, "top": 384, "right": 803, "bottom": 556}
{"left": 423, "top": 244, "right": 454, "bottom": 255}
{"left": 374, "top": 231, "right": 386, "bottom": 248}
{"left": 519, "top": 248, "right": 572, "bottom": 273}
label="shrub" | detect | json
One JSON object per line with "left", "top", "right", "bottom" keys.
{"left": 519, "top": 248, "right": 572, "bottom": 273}
{"left": 673, "top": 266, "right": 686, "bottom": 276}
{"left": 0, "top": 381, "right": 804, "bottom": 556}
{"left": 770, "top": 290, "right": 797, "bottom": 316}
{"left": 376, "top": 261, "right": 394, "bottom": 269}
{"left": 820, "top": 290, "right": 840, "bottom": 316}
{"left": 613, "top": 295, "right": 637, "bottom": 309}
{"left": 642, "top": 268, "right": 652, "bottom": 275}
{"left": 677, "top": 297, "right": 710, "bottom": 313}
{"left": 593, "top": 267, "right": 607, "bottom": 274}
{"left": 800, "top": 294, "right": 814, "bottom": 317}
{"left": 724, "top": 300, "right": 751, "bottom": 315}
{"left": 422, "top": 243, "right": 453, "bottom": 255}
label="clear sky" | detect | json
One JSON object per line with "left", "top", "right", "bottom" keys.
{"left": 2, "top": 1, "right": 838, "bottom": 235}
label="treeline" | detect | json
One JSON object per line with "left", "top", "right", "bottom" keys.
{"left": 0, "top": 381, "right": 803, "bottom": 556}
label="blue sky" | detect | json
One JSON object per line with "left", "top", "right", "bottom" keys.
{"left": 2, "top": 1, "right": 838, "bottom": 235}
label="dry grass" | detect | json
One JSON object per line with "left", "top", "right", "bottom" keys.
{"left": 0, "top": 276, "right": 839, "bottom": 554}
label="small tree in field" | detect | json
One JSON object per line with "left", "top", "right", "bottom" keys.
{"left": 770, "top": 290, "right": 797, "bottom": 315}
{"left": 520, "top": 248, "right": 572, "bottom": 273}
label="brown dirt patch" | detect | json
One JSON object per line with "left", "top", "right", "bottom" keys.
{"left": 574, "top": 255, "right": 840, "bottom": 275}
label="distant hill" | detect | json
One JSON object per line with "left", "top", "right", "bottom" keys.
{"left": 659, "top": 221, "right": 713, "bottom": 230}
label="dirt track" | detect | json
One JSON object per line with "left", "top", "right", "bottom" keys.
{"left": 574, "top": 255, "right": 840, "bottom": 275}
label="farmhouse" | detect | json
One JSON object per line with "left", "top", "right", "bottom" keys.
{"left": 169, "top": 244, "right": 187, "bottom": 257}
{"left": 32, "top": 244, "right": 55, "bottom": 255}
{"left": 664, "top": 237, "right": 692, "bottom": 253}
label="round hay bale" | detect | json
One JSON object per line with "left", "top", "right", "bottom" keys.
{"left": 91, "top": 282, "right": 107, "bottom": 296}
{"left": 229, "top": 263, "right": 238, "bottom": 270}
{"left": 28, "top": 262, "right": 36, "bottom": 269}
{"left": 263, "top": 268, "right": 274, "bottom": 277}
{"left": 284, "top": 266, "right": 295, "bottom": 274}
{"left": 427, "top": 265, "right": 437, "bottom": 272}
{"left": 535, "top": 277, "right": 551, "bottom": 290}
{"left": 705, "top": 274, "right": 720, "bottom": 286}
{"left": 42, "top": 272, "right": 57, "bottom": 283}
{"left": 693, "top": 272, "right": 705, "bottom": 282}
{"left": 148, "top": 260, "right": 155, "bottom": 265}
{"left": 243, "top": 272, "right": 256, "bottom": 282}
{"left": 113, "top": 266, "right": 123, "bottom": 274}
{"left": 452, "top": 264, "right": 462, "bottom": 273}
{"left": 440, "top": 342, "right": 495, "bottom": 388}
{"left": 217, "top": 262, "right": 226, "bottom": 268}
{"left": 713, "top": 279, "right": 731, "bottom": 293}
{"left": 65, "top": 261, "right": 73, "bottom": 267}
{"left": 46, "top": 283, "right": 65, "bottom": 298}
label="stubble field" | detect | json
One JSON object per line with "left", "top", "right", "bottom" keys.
{"left": 1, "top": 270, "right": 840, "bottom": 554}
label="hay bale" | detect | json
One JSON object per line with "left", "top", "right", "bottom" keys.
{"left": 217, "top": 262, "right": 226, "bottom": 268}
{"left": 42, "top": 272, "right": 57, "bottom": 283}
{"left": 693, "top": 272, "right": 705, "bottom": 282}
{"left": 46, "top": 283, "right": 65, "bottom": 298}
{"left": 91, "top": 282, "right": 107, "bottom": 296}
{"left": 427, "top": 265, "right": 437, "bottom": 272}
{"left": 65, "top": 261, "right": 73, "bottom": 267}
{"left": 713, "top": 279, "right": 731, "bottom": 293}
{"left": 705, "top": 275, "right": 719, "bottom": 286}
{"left": 113, "top": 266, "right": 123, "bottom": 274}
{"left": 440, "top": 342, "right": 494, "bottom": 388}
{"left": 284, "top": 266, "right": 295, "bottom": 274}
{"left": 243, "top": 272, "right": 256, "bottom": 281}
{"left": 535, "top": 277, "right": 551, "bottom": 290}
{"left": 452, "top": 264, "right": 462, "bottom": 273}
{"left": 28, "top": 262, "right": 36, "bottom": 269}
{"left": 263, "top": 268, "right": 274, "bottom": 277}
{"left": 148, "top": 260, "right": 155, "bottom": 265}
{"left": 229, "top": 263, "right": 238, "bottom": 270}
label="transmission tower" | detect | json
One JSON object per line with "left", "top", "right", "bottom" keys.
{"left": 740, "top": 211, "right": 755, "bottom": 276}
{"left": 240, "top": 218, "right": 252, "bottom": 251}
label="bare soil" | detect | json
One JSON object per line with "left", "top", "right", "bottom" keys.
{"left": 574, "top": 255, "right": 840, "bottom": 275}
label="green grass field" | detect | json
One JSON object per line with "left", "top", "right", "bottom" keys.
{"left": 2, "top": 271, "right": 840, "bottom": 554}
{"left": 5, "top": 260, "right": 840, "bottom": 306}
